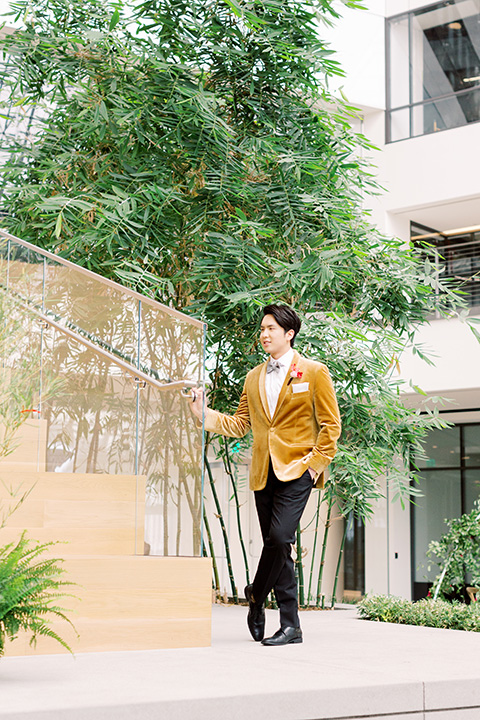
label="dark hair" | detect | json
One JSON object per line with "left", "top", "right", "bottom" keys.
{"left": 261, "top": 305, "right": 301, "bottom": 347}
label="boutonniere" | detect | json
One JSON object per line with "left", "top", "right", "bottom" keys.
{"left": 287, "top": 364, "right": 303, "bottom": 385}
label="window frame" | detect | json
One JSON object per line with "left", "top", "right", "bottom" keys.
{"left": 410, "top": 420, "right": 480, "bottom": 600}
{"left": 386, "top": 0, "right": 480, "bottom": 142}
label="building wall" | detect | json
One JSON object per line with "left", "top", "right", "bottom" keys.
{"left": 325, "top": 0, "right": 480, "bottom": 600}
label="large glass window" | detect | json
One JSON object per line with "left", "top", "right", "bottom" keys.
{"left": 412, "top": 423, "right": 480, "bottom": 600}
{"left": 387, "top": 1, "right": 480, "bottom": 142}
{"left": 411, "top": 221, "right": 480, "bottom": 311}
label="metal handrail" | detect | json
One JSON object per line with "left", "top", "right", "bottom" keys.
{"left": 0, "top": 228, "right": 205, "bottom": 329}
{"left": 6, "top": 290, "right": 197, "bottom": 393}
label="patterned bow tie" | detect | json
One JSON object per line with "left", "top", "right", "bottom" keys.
{"left": 267, "top": 359, "right": 282, "bottom": 374}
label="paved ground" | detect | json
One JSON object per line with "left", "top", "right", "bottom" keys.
{"left": 2, "top": 604, "right": 480, "bottom": 719}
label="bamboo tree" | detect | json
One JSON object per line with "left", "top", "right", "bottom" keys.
{"left": 202, "top": 508, "right": 220, "bottom": 596}
{"left": 307, "top": 490, "right": 323, "bottom": 605}
{"left": 204, "top": 453, "right": 238, "bottom": 603}
{"left": 331, "top": 517, "right": 348, "bottom": 609}
{"left": 295, "top": 524, "right": 305, "bottom": 607}
{"left": 316, "top": 494, "right": 334, "bottom": 608}
{"left": 221, "top": 438, "right": 250, "bottom": 586}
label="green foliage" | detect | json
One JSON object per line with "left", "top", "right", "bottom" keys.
{"left": 426, "top": 502, "right": 480, "bottom": 601}
{"left": 0, "top": 532, "right": 76, "bottom": 655}
{"left": 0, "top": 0, "right": 462, "bottom": 531}
{"left": 358, "top": 594, "right": 480, "bottom": 632}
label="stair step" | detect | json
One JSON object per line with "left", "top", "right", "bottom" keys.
{"left": 0, "top": 430, "right": 212, "bottom": 655}
{"left": 0, "top": 471, "right": 145, "bottom": 501}
{"left": 0, "top": 419, "right": 46, "bottom": 469}
{"left": 4, "top": 556, "right": 212, "bottom": 655}
{"left": 0, "top": 472, "right": 146, "bottom": 555}
{"left": 5, "top": 617, "right": 212, "bottom": 655}
{"left": 0, "top": 527, "right": 145, "bottom": 555}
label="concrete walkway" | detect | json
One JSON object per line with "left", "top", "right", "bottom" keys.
{"left": 2, "top": 604, "right": 480, "bottom": 720}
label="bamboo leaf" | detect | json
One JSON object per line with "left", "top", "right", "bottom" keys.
{"left": 109, "top": 8, "right": 120, "bottom": 31}
{"left": 54, "top": 211, "right": 63, "bottom": 238}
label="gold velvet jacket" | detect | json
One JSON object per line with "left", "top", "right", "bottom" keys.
{"left": 204, "top": 350, "right": 341, "bottom": 491}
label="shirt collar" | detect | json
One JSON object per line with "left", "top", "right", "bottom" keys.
{"left": 272, "top": 347, "right": 294, "bottom": 369}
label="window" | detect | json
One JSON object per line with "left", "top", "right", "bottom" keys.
{"left": 387, "top": 1, "right": 480, "bottom": 142}
{"left": 411, "top": 422, "right": 480, "bottom": 600}
{"left": 411, "top": 221, "right": 480, "bottom": 311}
{"left": 343, "top": 512, "right": 365, "bottom": 600}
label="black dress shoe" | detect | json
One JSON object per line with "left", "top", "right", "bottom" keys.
{"left": 244, "top": 584, "right": 265, "bottom": 642}
{"left": 261, "top": 626, "right": 303, "bottom": 646}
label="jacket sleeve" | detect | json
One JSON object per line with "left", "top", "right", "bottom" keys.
{"left": 203, "top": 381, "right": 251, "bottom": 439}
{"left": 309, "top": 364, "right": 341, "bottom": 476}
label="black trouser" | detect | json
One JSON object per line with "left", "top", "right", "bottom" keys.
{"left": 252, "top": 461, "right": 314, "bottom": 629}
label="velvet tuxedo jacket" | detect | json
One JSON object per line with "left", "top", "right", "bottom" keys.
{"left": 204, "top": 350, "right": 341, "bottom": 491}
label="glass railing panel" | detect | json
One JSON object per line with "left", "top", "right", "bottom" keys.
{"left": 40, "top": 323, "right": 138, "bottom": 475}
{"left": 140, "top": 381, "right": 203, "bottom": 557}
{"left": 139, "top": 301, "right": 204, "bottom": 384}
{"left": 0, "top": 295, "right": 44, "bottom": 470}
{"left": 0, "top": 235, "right": 8, "bottom": 288}
{"left": 4, "top": 240, "right": 45, "bottom": 308}
{"left": 43, "top": 257, "right": 139, "bottom": 368}
{"left": 0, "top": 230, "right": 206, "bottom": 558}
{"left": 39, "top": 322, "right": 142, "bottom": 554}
{"left": 138, "top": 302, "right": 204, "bottom": 557}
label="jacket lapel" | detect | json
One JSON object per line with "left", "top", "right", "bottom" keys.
{"left": 258, "top": 360, "right": 271, "bottom": 421}
{"left": 271, "top": 350, "right": 301, "bottom": 422}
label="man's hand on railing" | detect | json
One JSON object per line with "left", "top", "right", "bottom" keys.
{"left": 189, "top": 386, "right": 206, "bottom": 420}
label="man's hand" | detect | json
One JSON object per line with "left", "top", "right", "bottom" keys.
{"left": 189, "top": 386, "right": 206, "bottom": 420}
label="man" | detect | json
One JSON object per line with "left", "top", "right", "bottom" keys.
{"left": 191, "top": 305, "right": 341, "bottom": 646}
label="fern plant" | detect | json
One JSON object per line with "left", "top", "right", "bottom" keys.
{"left": 0, "top": 532, "right": 77, "bottom": 656}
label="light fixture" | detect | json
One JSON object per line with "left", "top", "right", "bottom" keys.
{"left": 448, "top": 21, "right": 462, "bottom": 29}
{"left": 411, "top": 224, "right": 480, "bottom": 241}
{"left": 463, "top": 75, "right": 480, "bottom": 83}
{"left": 411, "top": 231, "right": 442, "bottom": 240}
{"left": 443, "top": 224, "right": 480, "bottom": 236}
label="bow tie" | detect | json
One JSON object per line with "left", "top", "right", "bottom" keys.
{"left": 267, "top": 359, "right": 282, "bottom": 374}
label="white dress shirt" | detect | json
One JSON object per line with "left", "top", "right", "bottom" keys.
{"left": 265, "top": 347, "right": 294, "bottom": 418}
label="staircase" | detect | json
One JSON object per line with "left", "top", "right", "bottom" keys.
{"left": 0, "top": 230, "right": 212, "bottom": 656}
{"left": 0, "top": 420, "right": 211, "bottom": 656}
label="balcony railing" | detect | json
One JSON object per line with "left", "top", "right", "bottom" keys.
{"left": 428, "top": 237, "right": 480, "bottom": 309}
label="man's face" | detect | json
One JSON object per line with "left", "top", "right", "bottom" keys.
{"left": 259, "top": 314, "right": 294, "bottom": 359}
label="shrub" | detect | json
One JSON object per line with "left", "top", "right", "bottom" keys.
{"left": 0, "top": 532, "right": 77, "bottom": 656}
{"left": 358, "top": 594, "right": 480, "bottom": 632}
{"left": 426, "top": 502, "right": 480, "bottom": 601}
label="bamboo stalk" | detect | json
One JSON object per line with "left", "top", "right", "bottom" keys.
{"left": 204, "top": 451, "right": 238, "bottom": 603}
{"left": 295, "top": 523, "right": 305, "bottom": 607}
{"left": 331, "top": 517, "right": 348, "bottom": 609}
{"left": 203, "top": 507, "right": 220, "bottom": 594}
{"left": 163, "top": 443, "right": 170, "bottom": 555}
{"left": 307, "top": 490, "right": 322, "bottom": 605}
{"left": 222, "top": 439, "right": 250, "bottom": 585}
{"left": 316, "top": 494, "right": 333, "bottom": 607}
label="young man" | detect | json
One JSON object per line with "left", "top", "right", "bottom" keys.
{"left": 191, "top": 305, "right": 341, "bottom": 645}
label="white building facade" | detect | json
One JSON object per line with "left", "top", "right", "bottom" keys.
{"left": 326, "top": 0, "right": 480, "bottom": 601}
